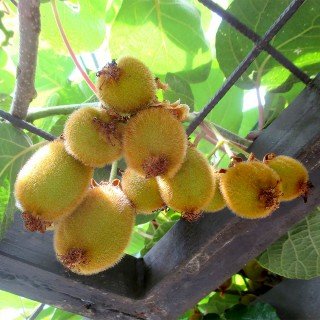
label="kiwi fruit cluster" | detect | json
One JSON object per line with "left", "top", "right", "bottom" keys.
{"left": 14, "top": 56, "right": 310, "bottom": 275}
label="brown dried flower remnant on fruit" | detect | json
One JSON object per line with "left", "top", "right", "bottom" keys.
{"left": 59, "top": 248, "right": 87, "bottom": 270}
{"left": 22, "top": 212, "right": 52, "bottom": 233}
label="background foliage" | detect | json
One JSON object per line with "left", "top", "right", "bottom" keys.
{"left": 0, "top": 0, "right": 319, "bottom": 318}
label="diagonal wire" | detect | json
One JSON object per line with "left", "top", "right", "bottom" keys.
{"left": 198, "top": 0, "right": 311, "bottom": 86}
{"left": 187, "top": 0, "right": 307, "bottom": 136}
{"left": 0, "top": 110, "right": 56, "bottom": 141}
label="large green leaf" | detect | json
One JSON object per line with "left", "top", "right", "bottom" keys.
{"left": 164, "top": 73, "right": 194, "bottom": 109}
{"left": 258, "top": 208, "right": 320, "bottom": 279}
{"left": 224, "top": 302, "right": 280, "bottom": 320}
{"left": 200, "top": 293, "right": 239, "bottom": 315}
{"left": 0, "top": 70, "right": 14, "bottom": 95}
{"left": 109, "top": 0, "right": 211, "bottom": 74}
{"left": 191, "top": 62, "right": 244, "bottom": 133}
{"left": 35, "top": 50, "right": 74, "bottom": 92}
{"left": 0, "top": 123, "right": 45, "bottom": 239}
{"left": 216, "top": 0, "right": 320, "bottom": 89}
{"left": 40, "top": 0, "right": 107, "bottom": 53}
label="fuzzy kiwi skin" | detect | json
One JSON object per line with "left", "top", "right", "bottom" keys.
{"left": 96, "top": 56, "right": 156, "bottom": 115}
{"left": 121, "top": 168, "right": 164, "bottom": 214}
{"left": 204, "top": 172, "right": 226, "bottom": 213}
{"left": 123, "top": 107, "right": 188, "bottom": 178}
{"left": 157, "top": 146, "right": 215, "bottom": 216}
{"left": 64, "top": 106, "right": 123, "bottom": 168}
{"left": 15, "top": 140, "right": 93, "bottom": 222}
{"left": 54, "top": 183, "right": 135, "bottom": 275}
{"left": 264, "top": 155, "right": 309, "bottom": 201}
{"left": 220, "top": 161, "right": 282, "bottom": 219}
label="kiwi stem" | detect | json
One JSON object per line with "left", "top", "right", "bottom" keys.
{"left": 51, "top": 0, "right": 97, "bottom": 94}
{"left": 26, "top": 103, "right": 99, "bottom": 122}
{"left": 135, "top": 229, "right": 153, "bottom": 239}
{"left": 207, "top": 140, "right": 225, "bottom": 160}
{"left": 109, "top": 161, "right": 118, "bottom": 181}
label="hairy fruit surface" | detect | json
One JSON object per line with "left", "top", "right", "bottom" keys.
{"left": 220, "top": 161, "right": 283, "bottom": 219}
{"left": 264, "top": 153, "right": 310, "bottom": 201}
{"left": 122, "top": 168, "right": 164, "bottom": 214}
{"left": 54, "top": 183, "right": 135, "bottom": 275}
{"left": 123, "top": 107, "right": 187, "bottom": 178}
{"left": 96, "top": 56, "right": 156, "bottom": 115}
{"left": 15, "top": 140, "right": 93, "bottom": 228}
{"left": 204, "top": 171, "right": 226, "bottom": 213}
{"left": 64, "top": 106, "right": 123, "bottom": 168}
{"left": 157, "top": 146, "right": 214, "bottom": 221}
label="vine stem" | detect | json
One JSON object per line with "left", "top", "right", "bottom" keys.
{"left": 51, "top": 0, "right": 97, "bottom": 94}
{"left": 26, "top": 103, "right": 99, "bottom": 122}
{"left": 109, "top": 161, "right": 118, "bottom": 182}
{"left": 255, "top": 82, "right": 264, "bottom": 131}
{"left": 10, "top": 0, "right": 40, "bottom": 119}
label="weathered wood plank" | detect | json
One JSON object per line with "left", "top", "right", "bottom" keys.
{"left": 143, "top": 77, "right": 320, "bottom": 319}
{"left": 0, "top": 216, "right": 145, "bottom": 319}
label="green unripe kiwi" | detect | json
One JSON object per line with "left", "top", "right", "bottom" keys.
{"left": 204, "top": 171, "right": 226, "bottom": 213}
{"left": 121, "top": 168, "right": 164, "bottom": 214}
{"left": 123, "top": 107, "right": 188, "bottom": 178}
{"left": 220, "top": 161, "right": 283, "bottom": 219}
{"left": 54, "top": 182, "right": 135, "bottom": 275}
{"left": 264, "top": 153, "right": 310, "bottom": 201}
{"left": 96, "top": 56, "right": 156, "bottom": 115}
{"left": 64, "top": 106, "right": 123, "bottom": 168}
{"left": 14, "top": 140, "right": 93, "bottom": 231}
{"left": 157, "top": 146, "right": 215, "bottom": 221}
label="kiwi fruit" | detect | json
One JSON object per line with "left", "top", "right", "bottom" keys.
{"left": 15, "top": 140, "right": 93, "bottom": 231}
{"left": 157, "top": 146, "right": 215, "bottom": 221}
{"left": 121, "top": 168, "right": 164, "bottom": 214}
{"left": 204, "top": 171, "right": 226, "bottom": 213}
{"left": 220, "top": 161, "right": 283, "bottom": 219}
{"left": 264, "top": 153, "right": 310, "bottom": 202}
{"left": 54, "top": 182, "right": 135, "bottom": 275}
{"left": 64, "top": 106, "right": 123, "bottom": 168}
{"left": 123, "top": 107, "right": 187, "bottom": 178}
{"left": 96, "top": 56, "right": 156, "bottom": 115}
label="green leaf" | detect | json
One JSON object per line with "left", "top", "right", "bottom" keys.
{"left": 201, "top": 293, "right": 239, "bottom": 315}
{"left": 263, "top": 92, "right": 286, "bottom": 128}
{"left": 0, "top": 70, "right": 14, "bottom": 95}
{"left": 0, "top": 289, "right": 40, "bottom": 319}
{"left": 216, "top": 0, "right": 320, "bottom": 89}
{"left": 0, "top": 94, "right": 12, "bottom": 112}
{"left": 0, "top": 123, "right": 44, "bottom": 239}
{"left": 258, "top": 208, "right": 320, "bottom": 279}
{"left": 238, "top": 108, "right": 258, "bottom": 138}
{"left": 110, "top": 0, "right": 210, "bottom": 74}
{"left": 51, "top": 308, "right": 83, "bottom": 320}
{"left": 105, "top": 0, "right": 123, "bottom": 23}
{"left": 191, "top": 62, "right": 244, "bottom": 133}
{"left": 202, "top": 314, "right": 221, "bottom": 320}
{"left": 35, "top": 50, "right": 74, "bottom": 92}
{"left": 40, "top": 1, "right": 107, "bottom": 53}
{"left": 125, "top": 230, "right": 146, "bottom": 256}
{"left": 135, "top": 212, "right": 159, "bottom": 225}
{"left": 0, "top": 48, "right": 7, "bottom": 68}
{"left": 224, "top": 302, "right": 280, "bottom": 320}
{"left": 164, "top": 73, "right": 194, "bottom": 109}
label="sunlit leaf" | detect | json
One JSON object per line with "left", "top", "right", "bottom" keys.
{"left": 216, "top": 0, "right": 320, "bottom": 89}
{"left": 258, "top": 208, "right": 320, "bottom": 280}
{"left": 110, "top": 0, "right": 210, "bottom": 74}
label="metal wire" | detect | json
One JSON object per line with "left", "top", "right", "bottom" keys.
{"left": 0, "top": 109, "right": 56, "bottom": 141}
{"left": 187, "top": 0, "right": 307, "bottom": 135}
{"left": 198, "top": 0, "right": 311, "bottom": 86}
